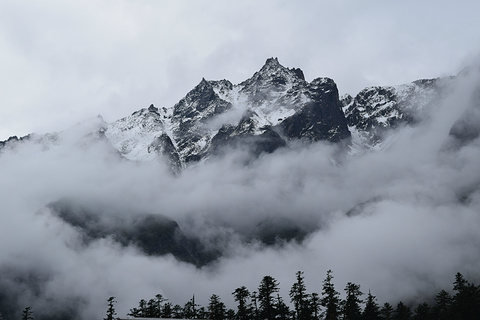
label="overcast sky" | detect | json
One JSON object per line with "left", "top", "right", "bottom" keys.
{"left": 1, "top": 0, "right": 480, "bottom": 140}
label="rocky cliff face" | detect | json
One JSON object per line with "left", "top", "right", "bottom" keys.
{"left": 279, "top": 77, "right": 350, "bottom": 143}
{"left": 343, "top": 78, "right": 450, "bottom": 152}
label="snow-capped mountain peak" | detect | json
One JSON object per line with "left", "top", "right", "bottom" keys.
{"left": 1, "top": 58, "right": 460, "bottom": 171}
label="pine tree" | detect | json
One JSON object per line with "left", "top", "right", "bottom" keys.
{"left": 342, "top": 282, "right": 363, "bottom": 320}
{"left": 451, "top": 272, "right": 480, "bottom": 320}
{"left": 394, "top": 301, "right": 412, "bottom": 320}
{"left": 184, "top": 295, "right": 199, "bottom": 319}
{"left": 128, "top": 298, "right": 147, "bottom": 318}
{"left": 250, "top": 291, "right": 259, "bottom": 320}
{"left": 155, "top": 293, "right": 168, "bottom": 318}
{"left": 126, "top": 306, "right": 140, "bottom": 318}
{"left": 275, "top": 294, "right": 290, "bottom": 320}
{"left": 225, "top": 309, "right": 235, "bottom": 320}
{"left": 139, "top": 299, "right": 147, "bottom": 317}
{"left": 432, "top": 289, "right": 451, "bottom": 320}
{"left": 309, "top": 292, "right": 321, "bottom": 320}
{"left": 321, "top": 270, "right": 340, "bottom": 320}
{"left": 453, "top": 272, "right": 467, "bottom": 292}
{"left": 163, "top": 302, "right": 174, "bottom": 318}
{"left": 380, "top": 302, "right": 394, "bottom": 320}
{"left": 103, "top": 297, "right": 119, "bottom": 320}
{"left": 172, "top": 304, "right": 184, "bottom": 319}
{"left": 362, "top": 291, "right": 380, "bottom": 320}
{"left": 147, "top": 298, "right": 157, "bottom": 317}
{"left": 413, "top": 302, "right": 432, "bottom": 320}
{"left": 197, "top": 307, "right": 207, "bottom": 320}
{"left": 258, "top": 275, "right": 280, "bottom": 320}
{"left": 233, "top": 286, "right": 251, "bottom": 320}
{"left": 21, "top": 307, "right": 34, "bottom": 320}
{"left": 208, "top": 294, "right": 226, "bottom": 320}
{"left": 290, "top": 271, "right": 309, "bottom": 320}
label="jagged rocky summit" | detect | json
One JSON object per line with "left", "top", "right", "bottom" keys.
{"left": 105, "top": 57, "right": 351, "bottom": 169}
{"left": 0, "top": 57, "right": 458, "bottom": 170}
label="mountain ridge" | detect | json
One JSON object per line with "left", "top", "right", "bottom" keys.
{"left": 0, "top": 58, "right": 459, "bottom": 168}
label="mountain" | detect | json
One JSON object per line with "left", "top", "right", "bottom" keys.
{"left": 1, "top": 57, "right": 455, "bottom": 167}
{"left": 104, "top": 57, "right": 351, "bottom": 169}
{"left": 0, "top": 58, "right": 476, "bottom": 269}
{"left": 342, "top": 77, "right": 452, "bottom": 152}
{"left": 102, "top": 58, "right": 462, "bottom": 165}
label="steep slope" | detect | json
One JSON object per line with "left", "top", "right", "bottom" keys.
{"left": 343, "top": 77, "right": 450, "bottom": 152}
{"left": 210, "top": 58, "right": 350, "bottom": 146}
{"left": 279, "top": 77, "right": 350, "bottom": 143}
{"left": 170, "top": 78, "right": 233, "bottom": 162}
{"left": 105, "top": 105, "right": 181, "bottom": 172}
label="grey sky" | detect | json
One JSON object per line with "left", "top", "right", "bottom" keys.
{"left": 1, "top": 0, "right": 480, "bottom": 140}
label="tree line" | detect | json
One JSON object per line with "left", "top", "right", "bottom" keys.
{"left": 104, "top": 270, "right": 480, "bottom": 320}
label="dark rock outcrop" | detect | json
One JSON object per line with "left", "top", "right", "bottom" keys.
{"left": 250, "top": 217, "right": 310, "bottom": 246}
{"left": 209, "top": 123, "right": 287, "bottom": 158}
{"left": 171, "top": 78, "right": 233, "bottom": 163}
{"left": 46, "top": 199, "right": 218, "bottom": 267}
{"left": 280, "top": 78, "right": 350, "bottom": 142}
{"left": 448, "top": 86, "right": 480, "bottom": 146}
{"left": 0, "top": 135, "right": 31, "bottom": 151}
{"left": 148, "top": 133, "right": 182, "bottom": 173}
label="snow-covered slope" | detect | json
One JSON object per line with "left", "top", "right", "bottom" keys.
{"left": 343, "top": 77, "right": 450, "bottom": 153}
{"left": 106, "top": 105, "right": 169, "bottom": 161}
{"left": 102, "top": 57, "right": 351, "bottom": 167}
{"left": 0, "top": 58, "right": 458, "bottom": 169}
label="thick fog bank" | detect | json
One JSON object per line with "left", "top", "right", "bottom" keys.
{"left": 1, "top": 70, "right": 480, "bottom": 319}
